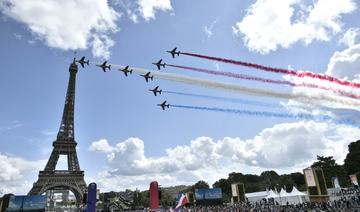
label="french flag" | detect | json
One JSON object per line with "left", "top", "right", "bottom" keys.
{"left": 175, "top": 192, "right": 189, "bottom": 209}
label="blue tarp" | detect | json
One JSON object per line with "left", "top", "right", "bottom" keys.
{"left": 195, "top": 188, "right": 222, "bottom": 200}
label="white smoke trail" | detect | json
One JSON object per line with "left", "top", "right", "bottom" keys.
{"left": 91, "top": 62, "right": 360, "bottom": 108}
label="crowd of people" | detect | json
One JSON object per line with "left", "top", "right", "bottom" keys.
{"left": 174, "top": 195, "right": 360, "bottom": 212}
{"left": 131, "top": 194, "right": 360, "bottom": 212}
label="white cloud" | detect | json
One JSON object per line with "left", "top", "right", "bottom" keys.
{"left": 91, "top": 34, "right": 115, "bottom": 59}
{"left": 204, "top": 19, "right": 218, "bottom": 38}
{"left": 0, "top": 0, "right": 120, "bottom": 59}
{"left": 89, "top": 121, "right": 360, "bottom": 191}
{"left": 233, "top": 0, "right": 356, "bottom": 54}
{"left": 127, "top": 10, "right": 139, "bottom": 23}
{"left": 326, "top": 43, "right": 360, "bottom": 81}
{"left": 213, "top": 62, "right": 220, "bottom": 70}
{"left": 0, "top": 153, "right": 46, "bottom": 194}
{"left": 137, "top": 0, "right": 172, "bottom": 21}
{"left": 89, "top": 139, "right": 115, "bottom": 153}
{"left": 13, "top": 33, "right": 22, "bottom": 40}
{"left": 339, "top": 28, "right": 360, "bottom": 47}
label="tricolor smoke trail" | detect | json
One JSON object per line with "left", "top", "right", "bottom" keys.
{"left": 110, "top": 64, "right": 360, "bottom": 108}
{"left": 167, "top": 64, "right": 360, "bottom": 100}
{"left": 163, "top": 90, "right": 281, "bottom": 108}
{"left": 167, "top": 64, "right": 294, "bottom": 86}
{"left": 180, "top": 52, "right": 360, "bottom": 89}
{"left": 171, "top": 104, "right": 359, "bottom": 128}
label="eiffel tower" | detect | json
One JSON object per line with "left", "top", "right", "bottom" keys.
{"left": 29, "top": 59, "right": 86, "bottom": 204}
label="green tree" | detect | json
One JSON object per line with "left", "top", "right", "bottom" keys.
{"left": 260, "top": 170, "right": 280, "bottom": 188}
{"left": 137, "top": 190, "right": 149, "bottom": 208}
{"left": 192, "top": 180, "right": 210, "bottom": 190}
{"left": 289, "top": 172, "right": 306, "bottom": 191}
{"left": 311, "top": 155, "right": 348, "bottom": 187}
{"left": 279, "top": 174, "right": 295, "bottom": 192}
{"left": 213, "top": 178, "right": 231, "bottom": 202}
{"left": 344, "top": 140, "right": 360, "bottom": 175}
{"left": 228, "top": 172, "right": 244, "bottom": 183}
{"left": 159, "top": 190, "right": 175, "bottom": 207}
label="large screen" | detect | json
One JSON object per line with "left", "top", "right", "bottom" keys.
{"left": 7, "top": 196, "right": 23, "bottom": 211}
{"left": 195, "top": 188, "right": 222, "bottom": 200}
{"left": 23, "top": 195, "right": 47, "bottom": 210}
{"left": 6, "top": 195, "right": 46, "bottom": 211}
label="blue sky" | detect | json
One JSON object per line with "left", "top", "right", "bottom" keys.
{"left": 1, "top": 0, "right": 360, "bottom": 194}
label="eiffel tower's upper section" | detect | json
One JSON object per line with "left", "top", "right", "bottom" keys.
{"left": 56, "top": 59, "right": 78, "bottom": 142}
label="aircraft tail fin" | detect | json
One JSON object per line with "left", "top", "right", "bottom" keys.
{"left": 86, "top": 60, "right": 89, "bottom": 65}
{"left": 130, "top": 70, "right": 133, "bottom": 74}
{"left": 159, "top": 90, "right": 162, "bottom": 94}
{"left": 109, "top": 65, "right": 111, "bottom": 70}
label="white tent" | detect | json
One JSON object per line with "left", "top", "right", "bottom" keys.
{"left": 265, "top": 189, "right": 278, "bottom": 199}
{"left": 285, "top": 186, "right": 307, "bottom": 205}
{"left": 279, "top": 188, "right": 289, "bottom": 205}
{"left": 265, "top": 189, "right": 284, "bottom": 205}
{"left": 245, "top": 191, "right": 268, "bottom": 202}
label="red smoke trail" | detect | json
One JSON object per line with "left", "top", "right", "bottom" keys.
{"left": 167, "top": 64, "right": 360, "bottom": 100}
{"left": 180, "top": 52, "right": 360, "bottom": 89}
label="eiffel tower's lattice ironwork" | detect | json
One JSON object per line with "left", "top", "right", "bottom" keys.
{"left": 29, "top": 60, "right": 86, "bottom": 204}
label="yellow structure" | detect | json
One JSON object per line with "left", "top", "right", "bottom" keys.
{"left": 231, "top": 183, "right": 245, "bottom": 203}
{"left": 303, "top": 167, "right": 329, "bottom": 202}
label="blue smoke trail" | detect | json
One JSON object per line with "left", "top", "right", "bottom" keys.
{"left": 171, "top": 104, "right": 359, "bottom": 128}
{"left": 163, "top": 91, "right": 281, "bottom": 108}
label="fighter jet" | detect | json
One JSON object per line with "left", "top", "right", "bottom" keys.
{"left": 76, "top": 56, "right": 89, "bottom": 68}
{"left": 119, "top": 66, "right": 133, "bottom": 77}
{"left": 152, "top": 59, "right": 166, "bottom": 70}
{"left": 149, "top": 86, "right": 162, "bottom": 96}
{"left": 96, "top": 61, "right": 111, "bottom": 72}
{"left": 140, "top": 72, "right": 154, "bottom": 82}
{"left": 166, "top": 47, "right": 180, "bottom": 58}
{"left": 157, "top": 101, "right": 170, "bottom": 110}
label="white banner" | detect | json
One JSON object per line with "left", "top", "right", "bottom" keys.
{"left": 231, "top": 184, "right": 238, "bottom": 197}
{"left": 304, "top": 169, "right": 316, "bottom": 187}
{"left": 332, "top": 177, "right": 341, "bottom": 189}
{"left": 350, "top": 175, "right": 359, "bottom": 186}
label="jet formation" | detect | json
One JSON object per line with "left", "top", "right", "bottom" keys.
{"left": 74, "top": 47, "right": 183, "bottom": 110}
